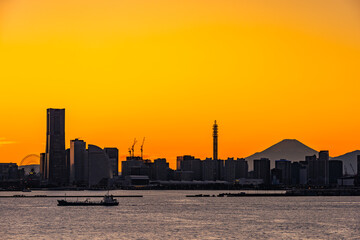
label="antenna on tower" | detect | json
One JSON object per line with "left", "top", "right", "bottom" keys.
{"left": 140, "top": 137, "right": 145, "bottom": 160}
{"left": 213, "top": 120, "right": 218, "bottom": 160}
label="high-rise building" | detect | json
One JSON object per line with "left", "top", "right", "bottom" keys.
{"left": 45, "top": 108, "right": 67, "bottom": 185}
{"left": 357, "top": 155, "right": 360, "bottom": 175}
{"left": 65, "top": 148, "right": 70, "bottom": 183}
{"left": 213, "top": 120, "right": 218, "bottom": 161}
{"left": 271, "top": 168, "right": 282, "bottom": 185}
{"left": 275, "top": 159, "right": 292, "bottom": 185}
{"left": 216, "top": 159, "right": 225, "bottom": 180}
{"left": 70, "top": 139, "right": 88, "bottom": 185}
{"left": 306, "top": 155, "right": 317, "bottom": 185}
{"left": 224, "top": 158, "right": 248, "bottom": 182}
{"left": 224, "top": 158, "right": 236, "bottom": 182}
{"left": 254, "top": 158, "right": 270, "bottom": 185}
{"left": 291, "top": 162, "right": 300, "bottom": 185}
{"left": 306, "top": 151, "right": 329, "bottom": 186}
{"left": 329, "top": 160, "right": 342, "bottom": 185}
{"left": 153, "top": 158, "right": 169, "bottom": 181}
{"left": 202, "top": 158, "right": 216, "bottom": 181}
{"left": 234, "top": 158, "right": 248, "bottom": 179}
{"left": 318, "top": 150, "right": 329, "bottom": 185}
{"left": 104, "top": 148, "right": 119, "bottom": 177}
{"left": 177, "top": 155, "right": 202, "bottom": 180}
{"left": 88, "top": 144, "right": 111, "bottom": 186}
{"left": 122, "top": 156, "right": 149, "bottom": 177}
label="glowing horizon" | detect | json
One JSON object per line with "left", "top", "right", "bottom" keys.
{"left": 1, "top": 0, "right": 360, "bottom": 169}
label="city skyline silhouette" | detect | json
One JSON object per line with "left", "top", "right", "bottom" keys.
{"left": 1, "top": 2, "right": 360, "bottom": 239}
{"left": 1, "top": 1, "right": 360, "bottom": 168}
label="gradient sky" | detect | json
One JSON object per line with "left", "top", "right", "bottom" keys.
{"left": 1, "top": 0, "right": 360, "bottom": 169}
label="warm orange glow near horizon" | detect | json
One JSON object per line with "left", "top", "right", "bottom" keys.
{"left": 1, "top": 0, "right": 360, "bottom": 169}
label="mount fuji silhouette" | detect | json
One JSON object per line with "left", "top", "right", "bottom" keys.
{"left": 245, "top": 139, "right": 318, "bottom": 170}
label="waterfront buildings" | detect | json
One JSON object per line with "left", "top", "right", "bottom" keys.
{"left": 224, "top": 158, "right": 248, "bottom": 182}
{"left": 0, "top": 163, "right": 19, "bottom": 180}
{"left": 29, "top": 109, "right": 351, "bottom": 188}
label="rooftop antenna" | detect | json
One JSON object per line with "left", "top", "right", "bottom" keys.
{"left": 141, "top": 137, "right": 145, "bottom": 160}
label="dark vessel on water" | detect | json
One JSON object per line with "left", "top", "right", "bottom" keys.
{"left": 57, "top": 194, "right": 119, "bottom": 206}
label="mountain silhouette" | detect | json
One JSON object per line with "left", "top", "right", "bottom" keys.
{"left": 245, "top": 139, "right": 318, "bottom": 170}
{"left": 332, "top": 150, "right": 360, "bottom": 175}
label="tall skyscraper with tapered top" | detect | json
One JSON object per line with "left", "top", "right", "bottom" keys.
{"left": 45, "top": 108, "right": 67, "bottom": 185}
{"left": 213, "top": 120, "right": 218, "bottom": 160}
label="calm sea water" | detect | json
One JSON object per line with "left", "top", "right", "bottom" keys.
{"left": 0, "top": 190, "right": 359, "bottom": 239}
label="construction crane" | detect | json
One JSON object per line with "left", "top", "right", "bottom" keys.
{"left": 140, "top": 137, "right": 145, "bottom": 160}
{"left": 131, "top": 138, "right": 137, "bottom": 158}
{"left": 128, "top": 148, "right": 132, "bottom": 157}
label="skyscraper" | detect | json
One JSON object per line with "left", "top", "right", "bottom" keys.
{"left": 104, "top": 148, "right": 119, "bottom": 177}
{"left": 275, "top": 159, "right": 292, "bottom": 185}
{"left": 254, "top": 158, "right": 270, "bottom": 185}
{"left": 70, "top": 139, "right": 88, "bottom": 185}
{"left": 318, "top": 150, "right": 329, "bottom": 185}
{"left": 306, "top": 151, "right": 329, "bottom": 186}
{"left": 213, "top": 120, "right": 218, "bottom": 160}
{"left": 88, "top": 144, "right": 112, "bottom": 186}
{"left": 329, "top": 160, "right": 343, "bottom": 185}
{"left": 45, "top": 108, "right": 67, "bottom": 185}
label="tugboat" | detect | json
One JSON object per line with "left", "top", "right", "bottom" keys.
{"left": 57, "top": 194, "right": 119, "bottom": 206}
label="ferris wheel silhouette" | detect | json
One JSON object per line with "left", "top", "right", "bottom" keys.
{"left": 19, "top": 154, "right": 40, "bottom": 166}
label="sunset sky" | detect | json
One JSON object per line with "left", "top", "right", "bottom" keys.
{"left": 1, "top": 0, "right": 360, "bottom": 169}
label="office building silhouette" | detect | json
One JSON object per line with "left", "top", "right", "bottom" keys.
{"left": 70, "top": 139, "right": 88, "bottom": 185}
{"left": 275, "top": 159, "right": 292, "bottom": 185}
{"left": 104, "top": 148, "right": 119, "bottom": 177}
{"left": 45, "top": 108, "right": 67, "bottom": 185}
{"left": 254, "top": 158, "right": 270, "bottom": 185}
{"left": 329, "top": 160, "right": 343, "bottom": 185}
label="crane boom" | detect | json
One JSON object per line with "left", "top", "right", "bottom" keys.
{"left": 141, "top": 137, "right": 145, "bottom": 159}
{"left": 131, "top": 138, "right": 137, "bottom": 158}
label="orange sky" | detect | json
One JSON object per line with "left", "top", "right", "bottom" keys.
{"left": 1, "top": 0, "right": 360, "bottom": 170}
